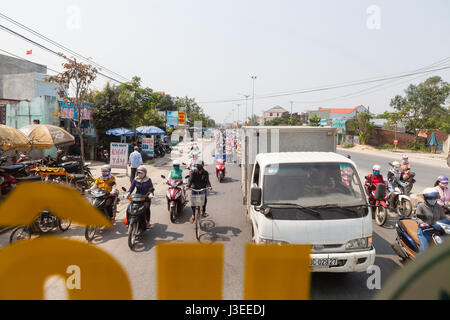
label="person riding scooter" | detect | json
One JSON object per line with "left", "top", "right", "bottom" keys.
{"left": 365, "top": 165, "right": 387, "bottom": 190}
{"left": 387, "top": 161, "right": 405, "bottom": 205}
{"left": 400, "top": 154, "right": 411, "bottom": 172}
{"left": 127, "top": 166, "right": 154, "bottom": 229}
{"left": 434, "top": 176, "right": 449, "bottom": 216}
{"left": 88, "top": 164, "right": 119, "bottom": 221}
{"left": 416, "top": 188, "right": 447, "bottom": 253}
{"left": 168, "top": 160, "right": 187, "bottom": 200}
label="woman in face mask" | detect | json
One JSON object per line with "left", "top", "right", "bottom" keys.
{"left": 434, "top": 176, "right": 449, "bottom": 207}
{"left": 128, "top": 166, "right": 154, "bottom": 229}
{"left": 416, "top": 188, "right": 447, "bottom": 253}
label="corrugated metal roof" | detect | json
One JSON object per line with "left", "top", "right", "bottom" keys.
{"left": 255, "top": 152, "right": 355, "bottom": 169}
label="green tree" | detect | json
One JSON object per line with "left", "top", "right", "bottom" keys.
{"left": 390, "top": 76, "right": 450, "bottom": 141}
{"left": 308, "top": 114, "right": 321, "bottom": 126}
{"left": 247, "top": 114, "right": 259, "bottom": 126}
{"left": 47, "top": 53, "right": 98, "bottom": 163}
{"left": 347, "top": 111, "right": 374, "bottom": 144}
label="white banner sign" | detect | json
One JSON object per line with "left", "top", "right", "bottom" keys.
{"left": 142, "top": 138, "right": 154, "bottom": 156}
{"left": 110, "top": 143, "right": 129, "bottom": 169}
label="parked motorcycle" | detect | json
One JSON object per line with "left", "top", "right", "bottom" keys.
{"left": 9, "top": 210, "right": 71, "bottom": 244}
{"left": 122, "top": 187, "right": 153, "bottom": 250}
{"left": 391, "top": 217, "right": 450, "bottom": 261}
{"left": 161, "top": 174, "right": 189, "bottom": 223}
{"left": 163, "top": 143, "right": 172, "bottom": 154}
{"left": 84, "top": 189, "right": 118, "bottom": 241}
{"left": 216, "top": 159, "right": 225, "bottom": 183}
{"left": 154, "top": 144, "right": 165, "bottom": 158}
{"left": 365, "top": 179, "right": 389, "bottom": 226}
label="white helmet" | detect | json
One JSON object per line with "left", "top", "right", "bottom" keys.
{"left": 372, "top": 165, "right": 381, "bottom": 171}
{"left": 136, "top": 166, "right": 147, "bottom": 176}
{"left": 392, "top": 161, "right": 401, "bottom": 168}
{"left": 402, "top": 154, "right": 408, "bottom": 160}
{"left": 101, "top": 164, "right": 111, "bottom": 173}
{"left": 173, "top": 160, "right": 181, "bottom": 166}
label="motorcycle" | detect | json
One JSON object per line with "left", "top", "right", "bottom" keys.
{"left": 154, "top": 144, "right": 166, "bottom": 158}
{"left": 9, "top": 210, "right": 71, "bottom": 244}
{"left": 389, "top": 180, "right": 413, "bottom": 217}
{"left": 161, "top": 174, "right": 189, "bottom": 223}
{"left": 365, "top": 179, "right": 389, "bottom": 226}
{"left": 216, "top": 159, "right": 225, "bottom": 183}
{"left": 122, "top": 187, "right": 153, "bottom": 250}
{"left": 163, "top": 143, "right": 172, "bottom": 154}
{"left": 84, "top": 188, "right": 118, "bottom": 241}
{"left": 391, "top": 217, "right": 450, "bottom": 261}
{"left": 402, "top": 169, "right": 416, "bottom": 194}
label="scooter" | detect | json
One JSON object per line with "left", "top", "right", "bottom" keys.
{"left": 161, "top": 174, "right": 189, "bottom": 223}
{"left": 122, "top": 187, "right": 154, "bottom": 250}
{"left": 216, "top": 159, "right": 225, "bottom": 183}
{"left": 402, "top": 169, "right": 416, "bottom": 194}
{"left": 391, "top": 217, "right": 450, "bottom": 261}
{"left": 389, "top": 181, "right": 413, "bottom": 217}
{"left": 365, "top": 180, "right": 389, "bottom": 226}
{"left": 84, "top": 188, "right": 118, "bottom": 242}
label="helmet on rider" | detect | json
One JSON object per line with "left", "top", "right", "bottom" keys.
{"left": 173, "top": 160, "right": 181, "bottom": 171}
{"left": 136, "top": 166, "right": 147, "bottom": 177}
{"left": 402, "top": 154, "right": 408, "bottom": 160}
{"left": 101, "top": 164, "right": 111, "bottom": 178}
{"left": 436, "top": 176, "right": 449, "bottom": 188}
{"left": 195, "top": 159, "right": 204, "bottom": 171}
{"left": 423, "top": 187, "right": 439, "bottom": 206}
{"left": 391, "top": 161, "right": 401, "bottom": 171}
{"left": 372, "top": 165, "right": 381, "bottom": 176}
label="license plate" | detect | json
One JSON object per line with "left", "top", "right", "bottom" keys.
{"left": 311, "top": 258, "right": 338, "bottom": 267}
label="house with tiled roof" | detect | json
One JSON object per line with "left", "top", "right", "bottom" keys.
{"left": 263, "top": 106, "right": 289, "bottom": 122}
{"left": 307, "top": 105, "right": 367, "bottom": 120}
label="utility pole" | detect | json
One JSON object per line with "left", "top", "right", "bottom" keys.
{"left": 236, "top": 104, "right": 241, "bottom": 127}
{"left": 251, "top": 76, "right": 257, "bottom": 125}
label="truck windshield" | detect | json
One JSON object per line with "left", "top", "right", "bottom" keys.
{"left": 263, "top": 162, "right": 366, "bottom": 208}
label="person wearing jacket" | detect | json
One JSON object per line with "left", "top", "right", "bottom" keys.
{"left": 434, "top": 176, "right": 449, "bottom": 207}
{"left": 416, "top": 188, "right": 447, "bottom": 253}
{"left": 365, "top": 164, "right": 387, "bottom": 188}
{"left": 386, "top": 161, "right": 404, "bottom": 205}
{"left": 127, "top": 166, "right": 154, "bottom": 229}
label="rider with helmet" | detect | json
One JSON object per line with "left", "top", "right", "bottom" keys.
{"left": 387, "top": 161, "right": 404, "bottom": 204}
{"left": 400, "top": 154, "right": 411, "bottom": 171}
{"left": 416, "top": 188, "right": 447, "bottom": 253}
{"left": 434, "top": 176, "right": 449, "bottom": 208}
{"left": 88, "top": 164, "right": 119, "bottom": 221}
{"left": 168, "top": 159, "right": 187, "bottom": 200}
{"left": 365, "top": 165, "right": 387, "bottom": 190}
{"left": 127, "top": 165, "right": 154, "bottom": 229}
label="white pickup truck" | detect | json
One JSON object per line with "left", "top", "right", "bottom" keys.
{"left": 241, "top": 127, "right": 376, "bottom": 272}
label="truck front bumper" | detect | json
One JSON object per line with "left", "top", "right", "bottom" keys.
{"left": 311, "top": 247, "right": 376, "bottom": 273}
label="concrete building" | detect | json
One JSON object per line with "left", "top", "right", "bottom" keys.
{"left": 307, "top": 105, "right": 368, "bottom": 120}
{"left": 263, "top": 106, "right": 288, "bottom": 122}
{"left": 0, "top": 54, "right": 46, "bottom": 75}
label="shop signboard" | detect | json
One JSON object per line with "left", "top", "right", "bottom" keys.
{"left": 142, "top": 138, "right": 154, "bottom": 156}
{"left": 110, "top": 143, "right": 129, "bottom": 169}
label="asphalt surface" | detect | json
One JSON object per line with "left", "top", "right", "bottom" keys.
{"left": 1, "top": 144, "right": 448, "bottom": 300}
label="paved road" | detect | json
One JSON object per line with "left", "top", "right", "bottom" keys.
{"left": 1, "top": 145, "right": 447, "bottom": 299}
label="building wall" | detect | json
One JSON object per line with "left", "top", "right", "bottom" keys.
{"left": 0, "top": 54, "right": 46, "bottom": 76}
{"left": 0, "top": 73, "right": 58, "bottom": 100}
{"left": 6, "top": 95, "right": 59, "bottom": 129}
{"left": 369, "top": 127, "right": 425, "bottom": 148}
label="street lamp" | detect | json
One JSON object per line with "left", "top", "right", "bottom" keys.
{"left": 236, "top": 104, "right": 241, "bottom": 127}
{"left": 251, "top": 76, "right": 257, "bottom": 125}
{"left": 238, "top": 93, "right": 250, "bottom": 125}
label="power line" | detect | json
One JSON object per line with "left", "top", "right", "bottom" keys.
{"left": 198, "top": 64, "right": 450, "bottom": 104}
{"left": 0, "top": 23, "right": 125, "bottom": 84}
{"left": 0, "top": 11, "right": 130, "bottom": 82}
{"left": 0, "top": 48, "right": 61, "bottom": 74}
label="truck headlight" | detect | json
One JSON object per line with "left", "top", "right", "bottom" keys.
{"left": 345, "top": 237, "right": 372, "bottom": 250}
{"left": 259, "top": 238, "right": 289, "bottom": 245}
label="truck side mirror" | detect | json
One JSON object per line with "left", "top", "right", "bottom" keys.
{"left": 250, "top": 187, "right": 262, "bottom": 206}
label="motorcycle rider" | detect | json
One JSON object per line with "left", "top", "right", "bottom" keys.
{"left": 400, "top": 154, "right": 411, "bottom": 171}
{"left": 365, "top": 165, "right": 387, "bottom": 190}
{"left": 127, "top": 166, "right": 154, "bottom": 229}
{"left": 185, "top": 159, "right": 212, "bottom": 223}
{"left": 434, "top": 176, "right": 449, "bottom": 208}
{"left": 416, "top": 188, "right": 447, "bottom": 253}
{"left": 387, "top": 161, "right": 404, "bottom": 205}
{"left": 168, "top": 160, "right": 187, "bottom": 201}
{"left": 88, "top": 165, "right": 119, "bottom": 221}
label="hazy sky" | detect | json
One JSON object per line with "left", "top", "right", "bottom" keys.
{"left": 1, "top": 1, "right": 449, "bottom": 123}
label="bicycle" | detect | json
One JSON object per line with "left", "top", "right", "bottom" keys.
{"left": 190, "top": 188, "right": 207, "bottom": 241}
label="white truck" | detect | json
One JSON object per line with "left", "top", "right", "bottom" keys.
{"left": 240, "top": 126, "right": 375, "bottom": 272}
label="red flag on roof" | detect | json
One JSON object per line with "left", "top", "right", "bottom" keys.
{"left": 26, "top": 50, "right": 32, "bottom": 55}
